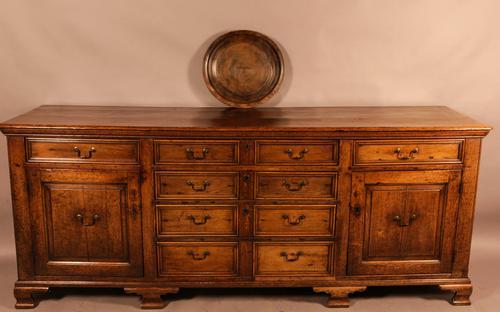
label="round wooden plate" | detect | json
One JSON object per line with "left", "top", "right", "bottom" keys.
{"left": 203, "top": 30, "right": 284, "bottom": 108}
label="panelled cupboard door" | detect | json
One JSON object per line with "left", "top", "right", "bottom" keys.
{"left": 28, "top": 169, "right": 143, "bottom": 277}
{"left": 348, "top": 170, "right": 461, "bottom": 276}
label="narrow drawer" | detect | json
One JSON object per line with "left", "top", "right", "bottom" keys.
{"left": 256, "top": 173, "right": 337, "bottom": 200}
{"left": 155, "top": 140, "right": 239, "bottom": 164}
{"left": 156, "top": 172, "right": 239, "bottom": 199}
{"left": 157, "top": 205, "right": 237, "bottom": 236}
{"left": 255, "top": 205, "right": 335, "bottom": 236}
{"left": 254, "top": 242, "right": 333, "bottom": 276}
{"left": 354, "top": 139, "right": 464, "bottom": 165}
{"left": 26, "top": 138, "right": 139, "bottom": 163}
{"left": 158, "top": 242, "right": 238, "bottom": 276}
{"left": 256, "top": 140, "right": 338, "bottom": 164}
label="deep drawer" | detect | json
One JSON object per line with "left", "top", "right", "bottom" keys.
{"left": 256, "top": 140, "right": 338, "bottom": 164}
{"left": 254, "top": 242, "right": 333, "bottom": 276}
{"left": 255, "top": 172, "right": 337, "bottom": 199}
{"left": 155, "top": 140, "right": 239, "bottom": 164}
{"left": 157, "top": 205, "right": 237, "bottom": 236}
{"left": 155, "top": 172, "right": 239, "bottom": 199}
{"left": 354, "top": 139, "right": 464, "bottom": 165}
{"left": 254, "top": 205, "right": 335, "bottom": 236}
{"left": 158, "top": 242, "right": 238, "bottom": 276}
{"left": 26, "top": 138, "right": 139, "bottom": 163}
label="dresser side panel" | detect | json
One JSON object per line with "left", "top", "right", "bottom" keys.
{"left": 7, "top": 136, "right": 34, "bottom": 280}
{"left": 452, "top": 138, "right": 482, "bottom": 277}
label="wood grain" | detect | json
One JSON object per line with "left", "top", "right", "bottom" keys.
{"left": 0, "top": 105, "right": 491, "bottom": 135}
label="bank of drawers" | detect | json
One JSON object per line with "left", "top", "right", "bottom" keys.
{"left": 153, "top": 138, "right": 338, "bottom": 278}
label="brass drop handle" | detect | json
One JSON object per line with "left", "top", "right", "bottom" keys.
{"left": 280, "top": 251, "right": 304, "bottom": 262}
{"left": 282, "top": 214, "right": 306, "bottom": 225}
{"left": 186, "top": 147, "right": 209, "bottom": 160}
{"left": 186, "top": 180, "right": 210, "bottom": 192}
{"left": 75, "top": 213, "right": 100, "bottom": 226}
{"left": 394, "top": 147, "right": 419, "bottom": 160}
{"left": 188, "top": 214, "right": 211, "bottom": 225}
{"left": 285, "top": 148, "right": 309, "bottom": 160}
{"left": 282, "top": 180, "right": 308, "bottom": 192}
{"left": 393, "top": 214, "right": 417, "bottom": 227}
{"left": 73, "top": 146, "right": 96, "bottom": 159}
{"left": 187, "top": 250, "right": 210, "bottom": 261}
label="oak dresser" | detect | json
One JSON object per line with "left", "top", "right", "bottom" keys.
{"left": 0, "top": 105, "right": 490, "bottom": 309}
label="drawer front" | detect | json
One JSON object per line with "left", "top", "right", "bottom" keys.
{"left": 354, "top": 140, "right": 464, "bottom": 165}
{"left": 254, "top": 242, "right": 333, "bottom": 276}
{"left": 158, "top": 242, "right": 238, "bottom": 276}
{"left": 156, "top": 172, "right": 239, "bottom": 199}
{"left": 157, "top": 205, "right": 237, "bottom": 236}
{"left": 255, "top": 205, "right": 335, "bottom": 236}
{"left": 27, "top": 138, "right": 139, "bottom": 163}
{"left": 256, "top": 173, "right": 337, "bottom": 199}
{"left": 256, "top": 140, "right": 338, "bottom": 164}
{"left": 155, "top": 140, "right": 239, "bottom": 164}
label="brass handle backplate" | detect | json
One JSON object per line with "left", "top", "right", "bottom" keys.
{"left": 280, "top": 251, "right": 304, "bottom": 262}
{"left": 188, "top": 215, "right": 211, "bottom": 225}
{"left": 75, "top": 213, "right": 100, "bottom": 226}
{"left": 187, "top": 250, "right": 210, "bottom": 261}
{"left": 285, "top": 148, "right": 309, "bottom": 160}
{"left": 186, "top": 147, "right": 209, "bottom": 160}
{"left": 282, "top": 214, "right": 306, "bottom": 225}
{"left": 73, "top": 146, "right": 96, "bottom": 159}
{"left": 393, "top": 214, "right": 417, "bottom": 227}
{"left": 282, "top": 180, "right": 308, "bottom": 192}
{"left": 394, "top": 147, "right": 419, "bottom": 161}
{"left": 186, "top": 180, "right": 210, "bottom": 192}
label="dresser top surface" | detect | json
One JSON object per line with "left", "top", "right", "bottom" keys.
{"left": 0, "top": 105, "right": 491, "bottom": 134}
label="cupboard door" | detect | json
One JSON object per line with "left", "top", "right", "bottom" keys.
{"left": 348, "top": 170, "right": 461, "bottom": 276}
{"left": 29, "top": 169, "right": 143, "bottom": 277}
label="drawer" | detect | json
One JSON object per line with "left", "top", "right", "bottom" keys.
{"left": 256, "top": 172, "right": 337, "bottom": 199}
{"left": 155, "top": 140, "right": 239, "bottom": 164}
{"left": 256, "top": 140, "right": 338, "bottom": 164}
{"left": 156, "top": 172, "right": 239, "bottom": 199}
{"left": 158, "top": 242, "right": 238, "bottom": 276}
{"left": 255, "top": 205, "right": 335, "bottom": 236}
{"left": 354, "top": 139, "right": 464, "bottom": 165}
{"left": 157, "top": 205, "right": 237, "bottom": 236}
{"left": 254, "top": 242, "right": 333, "bottom": 276}
{"left": 26, "top": 138, "right": 139, "bottom": 163}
